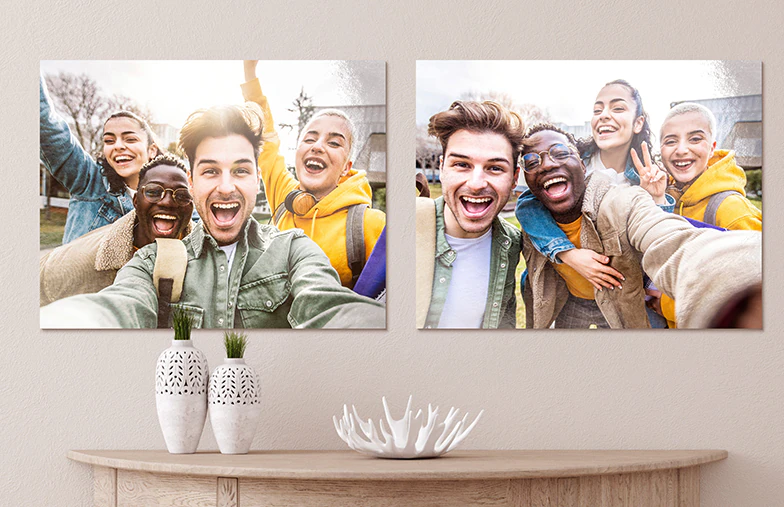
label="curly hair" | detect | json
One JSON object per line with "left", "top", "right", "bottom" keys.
{"left": 581, "top": 79, "right": 654, "bottom": 161}
{"left": 427, "top": 100, "right": 525, "bottom": 163}
{"left": 98, "top": 110, "right": 162, "bottom": 194}
{"left": 523, "top": 122, "right": 578, "bottom": 147}
{"left": 136, "top": 154, "right": 188, "bottom": 191}
{"left": 178, "top": 103, "right": 264, "bottom": 170}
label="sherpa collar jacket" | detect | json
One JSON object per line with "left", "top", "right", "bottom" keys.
{"left": 523, "top": 171, "right": 761, "bottom": 329}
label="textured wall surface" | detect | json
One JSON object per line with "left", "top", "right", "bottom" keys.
{"left": 1, "top": 1, "right": 782, "bottom": 505}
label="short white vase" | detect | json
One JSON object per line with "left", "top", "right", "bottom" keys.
{"left": 208, "top": 358, "right": 262, "bottom": 454}
{"left": 155, "top": 339, "right": 209, "bottom": 454}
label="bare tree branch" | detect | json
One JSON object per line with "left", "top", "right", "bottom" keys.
{"left": 458, "top": 90, "right": 551, "bottom": 128}
{"left": 44, "top": 72, "right": 155, "bottom": 159}
{"left": 279, "top": 87, "right": 315, "bottom": 140}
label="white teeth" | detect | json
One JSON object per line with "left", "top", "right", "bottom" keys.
{"left": 543, "top": 177, "right": 567, "bottom": 189}
{"left": 674, "top": 161, "right": 691, "bottom": 168}
{"left": 153, "top": 214, "right": 177, "bottom": 220}
{"left": 115, "top": 156, "right": 132, "bottom": 162}
{"left": 598, "top": 126, "right": 616, "bottom": 134}
{"left": 305, "top": 160, "right": 325, "bottom": 169}
{"left": 462, "top": 196, "right": 491, "bottom": 203}
{"left": 212, "top": 203, "right": 239, "bottom": 209}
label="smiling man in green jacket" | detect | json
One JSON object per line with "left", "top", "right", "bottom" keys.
{"left": 41, "top": 104, "right": 384, "bottom": 329}
{"left": 420, "top": 100, "right": 523, "bottom": 329}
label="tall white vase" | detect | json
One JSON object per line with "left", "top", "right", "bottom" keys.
{"left": 155, "top": 339, "right": 209, "bottom": 454}
{"left": 208, "top": 359, "right": 262, "bottom": 454}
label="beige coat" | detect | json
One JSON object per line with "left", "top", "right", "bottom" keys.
{"left": 39, "top": 211, "right": 193, "bottom": 306}
{"left": 523, "top": 172, "right": 761, "bottom": 329}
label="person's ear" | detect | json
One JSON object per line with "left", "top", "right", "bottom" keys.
{"left": 188, "top": 169, "right": 194, "bottom": 189}
{"left": 342, "top": 160, "right": 353, "bottom": 177}
{"left": 132, "top": 192, "right": 138, "bottom": 208}
{"left": 633, "top": 116, "right": 644, "bottom": 134}
{"left": 147, "top": 143, "right": 158, "bottom": 159}
{"left": 439, "top": 155, "right": 444, "bottom": 171}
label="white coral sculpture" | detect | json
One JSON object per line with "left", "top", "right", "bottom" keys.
{"left": 333, "top": 395, "right": 484, "bottom": 459}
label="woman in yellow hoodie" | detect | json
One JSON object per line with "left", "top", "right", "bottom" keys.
{"left": 648, "top": 102, "right": 761, "bottom": 325}
{"left": 240, "top": 61, "right": 386, "bottom": 289}
{"left": 660, "top": 102, "right": 761, "bottom": 230}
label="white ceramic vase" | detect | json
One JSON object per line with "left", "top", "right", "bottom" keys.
{"left": 209, "top": 359, "right": 262, "bottom": 454}
{"left": 155, "top": 339, "right": 209, "bottom": 454}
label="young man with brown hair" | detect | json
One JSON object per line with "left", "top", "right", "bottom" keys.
{"left": 419, "top": 101, "right": 524, "bottom": 329}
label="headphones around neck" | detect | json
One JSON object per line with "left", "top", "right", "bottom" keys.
{"left": 284, "top": 189, "right": 318, "bottom": 216}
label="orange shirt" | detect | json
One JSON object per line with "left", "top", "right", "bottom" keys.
{"left": 553, "top": 217, "right": 595, "bottom": 299}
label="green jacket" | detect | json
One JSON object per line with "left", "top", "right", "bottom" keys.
{"left": 40, "top": 218, "right": 385, "bottom": 329}
{"left": 424, "top": 197, "right": 521, "bottom": 329}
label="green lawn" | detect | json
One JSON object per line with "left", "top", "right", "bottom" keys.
{"left": 40, "top": 209, "right": 67, "bottom": 249}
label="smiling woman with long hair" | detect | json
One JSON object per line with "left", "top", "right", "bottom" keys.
{"left": 40, "top": 76, "right": 163, "bottom": 244}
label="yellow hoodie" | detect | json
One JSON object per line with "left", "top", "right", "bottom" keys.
{"left": 660, "top": 149, "right": 762, "bottom": 325}
{"left": 242, "top": 78, "right": 386, "bottom": 288}
{"left": 667, "top": 149, "right": 761, "bottom": 230}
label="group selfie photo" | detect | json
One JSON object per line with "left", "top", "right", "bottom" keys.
{"left": 39, "top": 60, "right": 387, "bottom": 329}
{"left": 416, "top": 60, "right": 762, "bottom": 330}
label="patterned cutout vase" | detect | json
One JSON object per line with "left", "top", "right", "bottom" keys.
{"left": 155, "top": 340, "right": 209, "bottom": 454}
{"left": 208, "top": 358, "right": 262, "bottom": 454}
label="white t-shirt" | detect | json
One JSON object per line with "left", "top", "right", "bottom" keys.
{"left": 219, "top": 242, "right": 238, "bottom": 274}
{"left": 585, "top": 152, "right": 633, "bottom": 187}
{"left": 437, "top": 229, "right": 493, "bottom": 329}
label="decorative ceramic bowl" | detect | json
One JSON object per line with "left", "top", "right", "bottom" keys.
{"left": 333, "top": 395, "right": 483, "bottom": 459}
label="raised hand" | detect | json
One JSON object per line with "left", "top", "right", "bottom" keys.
{"left": 243, "top": 60, "right": 259, "bottom": 82}
{"left": 631, "top": 141, "right": 667, "bottom": 204}
{"left": 558, "top": 248, "right": 625, "bottom": 291}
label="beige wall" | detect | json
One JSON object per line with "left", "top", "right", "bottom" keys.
{"left": 3, "top": 1, "right": 782, "bottom": 505}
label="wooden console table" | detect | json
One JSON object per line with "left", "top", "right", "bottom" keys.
{"left": 68, "top": 449, "right": 727, "bottom": 506}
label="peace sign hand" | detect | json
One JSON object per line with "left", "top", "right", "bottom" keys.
{"left": 631, "top": 141, "right": 667, "bottom": 204}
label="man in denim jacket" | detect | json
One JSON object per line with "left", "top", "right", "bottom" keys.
{"left": 41, "top": 104, "right": 384, "bottom": 329}
{"left": 420, "top": 101, "right": 522, "bottom": 329}
{"left": 520, "top": 124, "right": 761, "bottom": 329}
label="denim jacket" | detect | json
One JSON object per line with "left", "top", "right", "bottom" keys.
{"left": 40, "top": 77, "right": 133, "bottom": 244}
{"left": 40, "top": 218, "right": 386, "bottom": 329}
{"left": 515, "top": 151, "right": 676, "bottom": 262}
{"left": 424, "top": 197, "right": 520, "bottom": 329}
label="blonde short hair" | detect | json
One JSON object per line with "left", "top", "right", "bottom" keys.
{"left": 662, "top": 102, "right": 717, "bottom": 142}
{"left": 301, "top": 109, "right": 356, "bottom": 160}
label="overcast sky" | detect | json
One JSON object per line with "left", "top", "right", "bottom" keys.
{"left": 417, "top": 60, "right": 761, "bottom": 137}
{"left": 41, "top": 60, "right": 385, "bottom": 162}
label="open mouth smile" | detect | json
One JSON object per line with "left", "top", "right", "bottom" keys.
{"left": 113, "top": 155, "right": 135, "bottom": 166}
{"left": 459, "top": 195, "right": 494, "bottom": 218}
{"left": 151, "top": 213, "right": 182, "bottom": 237}
{"left": 670, "top": 159, "right": 695, "bottom": 172}
{"left": 210, "top": 202, "right": 241, "bottom": 226}
{"left": 541, "top": 176, "right": 571, "bottom": 200}
{"left": 596, "top": 125, "right": 618, "bottom": 138}
{"left": 304, "top": 157, "right": 327, "bottom": 173}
